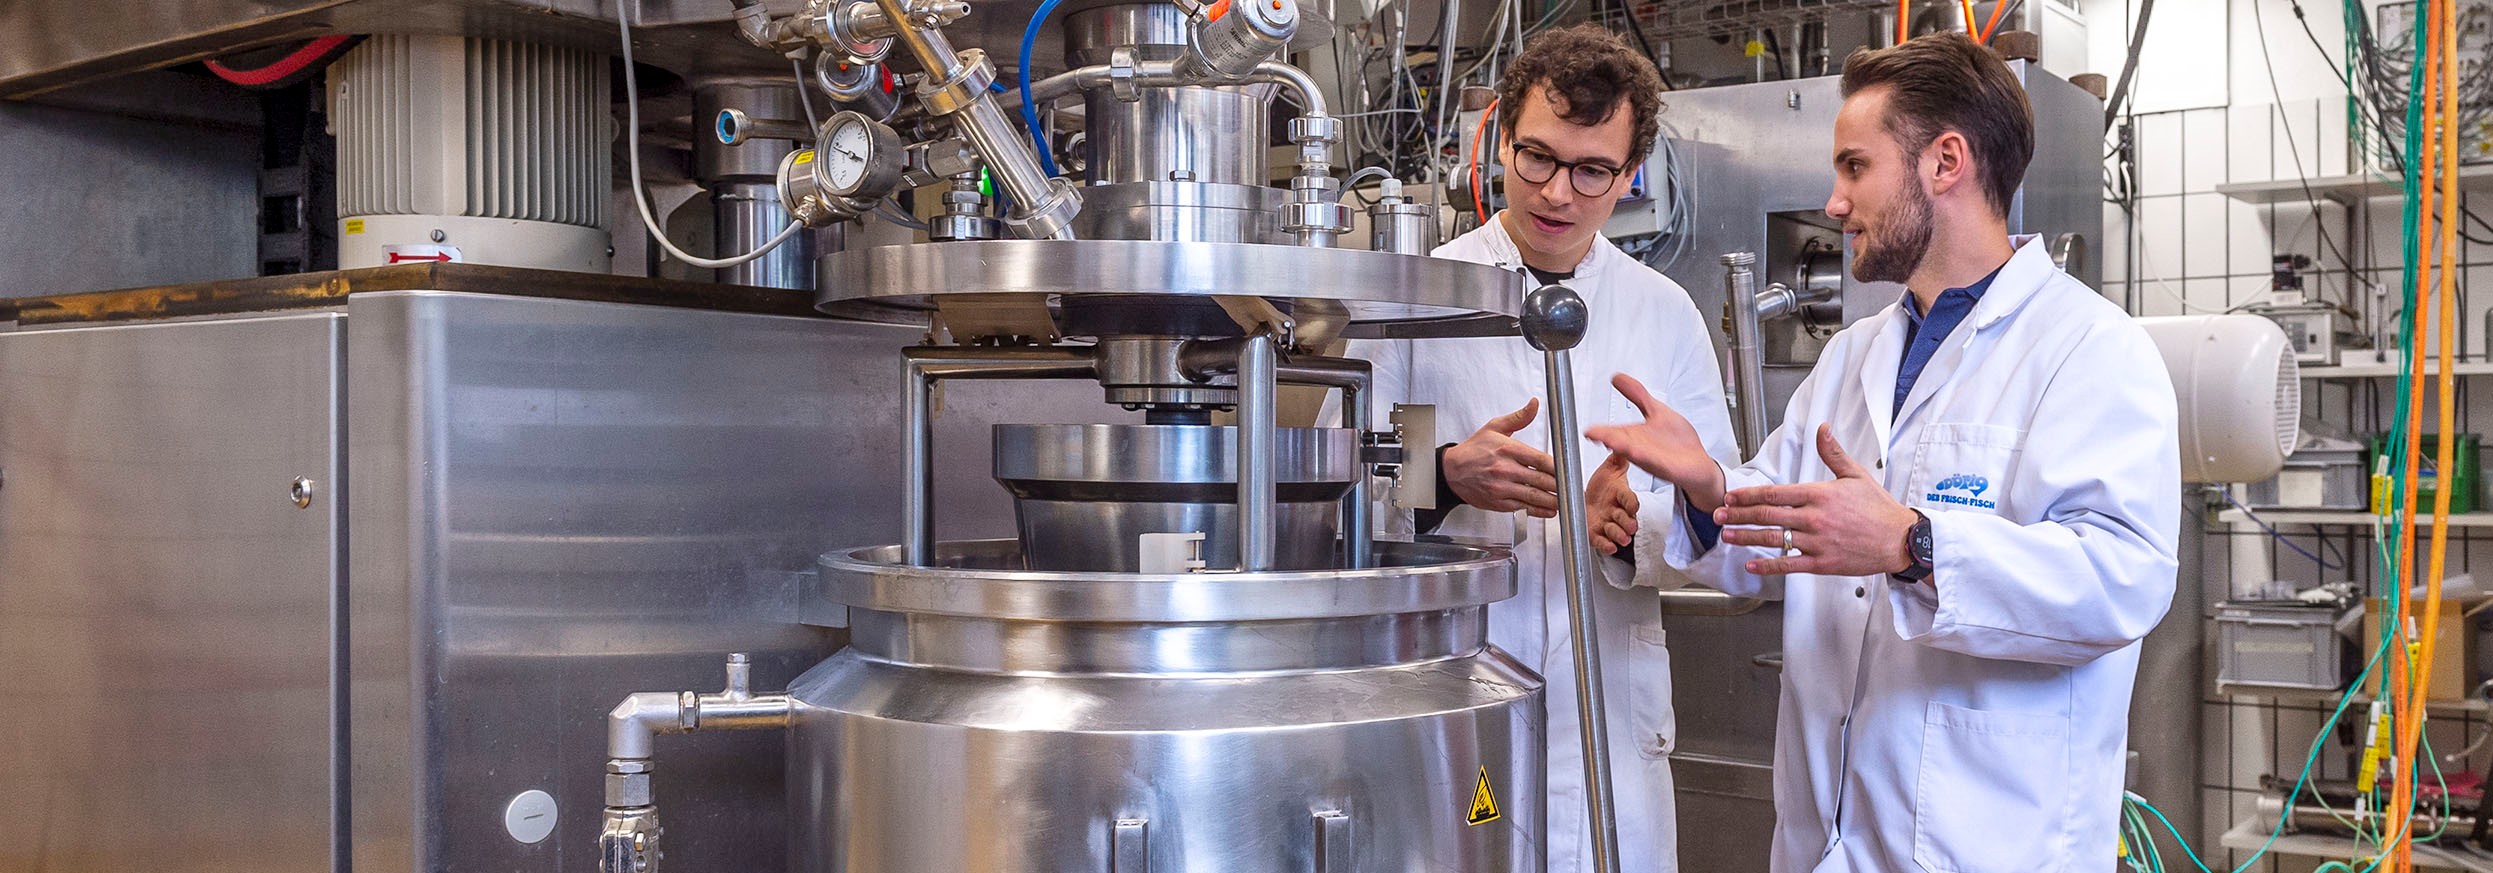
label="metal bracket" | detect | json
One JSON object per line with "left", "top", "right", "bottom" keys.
{"left": 1388, "top": 404, "right": 1437, "bottom": 510}
{"left": 1111, "top": 819, "right": 1149, "bottom": 873}
{"left": 1312, "top": 811, "right": 1352, "bottom": 873}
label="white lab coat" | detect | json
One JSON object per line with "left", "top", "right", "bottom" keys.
{"left": 1344, "top": 219, "right": 1741, "bottom": 873}
{"left": 1660, "top": 237, "right": 2180, "bottom": 873}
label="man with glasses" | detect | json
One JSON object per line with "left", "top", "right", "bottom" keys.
{"left": 1339, "top": 23, "right": 1736, "bottom": 873}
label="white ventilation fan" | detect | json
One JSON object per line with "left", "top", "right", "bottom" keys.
{"left": 2134, "top": 315, "right": 2301, "bottom": 483}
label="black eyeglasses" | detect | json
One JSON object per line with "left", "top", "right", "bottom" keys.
{"left": 1508, "top": 143, "right": 1625, "bottom": 198}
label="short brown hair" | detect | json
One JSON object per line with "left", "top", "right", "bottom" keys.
{"left": 1839, "top": 32, "right": 2034, "bottom": 216}
{"left": 1495, "top": 24, "right": 1664, "bottom": 166}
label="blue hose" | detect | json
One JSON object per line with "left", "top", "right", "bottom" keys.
{"left": 1017, "top": 0, "right": 1067, "bottom": 177}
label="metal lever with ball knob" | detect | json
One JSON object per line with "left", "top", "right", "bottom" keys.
{"left": 1518, "top": 282, "right": 1624, "bottom": 873}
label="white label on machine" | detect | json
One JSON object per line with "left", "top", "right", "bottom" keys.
{"left": 2276, "top": 469, "right": 2326, "bottom": 508}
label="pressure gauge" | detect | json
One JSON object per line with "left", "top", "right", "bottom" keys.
{"left": 813, "top": 111, "right": 905, "bottom": 201}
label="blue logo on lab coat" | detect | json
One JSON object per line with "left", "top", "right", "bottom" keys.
{"left": 1926, "top": 474, "right": 1996, "bottom": 509}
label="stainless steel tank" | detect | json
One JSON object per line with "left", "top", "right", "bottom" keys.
{"left": 792, "top": 538, "right": 1544, "bottom": 873}
{"left": 594, "top": 4, "right": 1556, "bottom": 873}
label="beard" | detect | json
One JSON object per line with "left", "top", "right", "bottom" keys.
{"left": 1850, "top": 183, "right": 1934, "bottom": 284}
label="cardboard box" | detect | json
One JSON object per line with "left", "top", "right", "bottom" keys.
{"left": 2363, "top": 597, "right": 2474, "bottom": 702}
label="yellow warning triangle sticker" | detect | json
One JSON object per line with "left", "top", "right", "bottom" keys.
{"left": 1466, "top": 765, "right": 1501, "bottom": 826}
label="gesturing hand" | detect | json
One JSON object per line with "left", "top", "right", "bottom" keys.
{"left": 1584, "top": 373, "right": 1725, "bottom": 512}
{"left": 1713, "top": 424, "right": 1918, "bottom": 577}
{"left": 1588, "top": 451, "right": 1640, "bottom": 555}
{"left": 1443, "top": 398, "right": 1559, "bottom": 518}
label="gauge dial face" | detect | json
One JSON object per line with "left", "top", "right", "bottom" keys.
{"left": 823, "top": 117, "right": 876, "bottom": 192}
{"left": 816, "top": 111, "right": 901, "bottom": 199}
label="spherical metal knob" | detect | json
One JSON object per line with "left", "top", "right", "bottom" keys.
{"left": 1520, "top": 284, "right": 1588, "bottom": 352}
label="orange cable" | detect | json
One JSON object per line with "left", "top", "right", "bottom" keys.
{"left": 1958, "top": 0, "right": 1977, "bottom": 36}
{"left": 2387, "top": 6, "right": 2451, "bottom": 871}
{"left": 1470, "top": 100, "right": 1496, "bottom": 224}
{"left": 1897, "top": 0, "right": 1910, "bottom": 44}
{"left": 1978, "top": 0, "right": 2010, "bottom": 43}
{"left": 2399, "top": 12, "right": 2464, "bottom": 868}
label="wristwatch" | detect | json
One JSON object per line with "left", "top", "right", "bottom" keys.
{"left": 1893, "top": 510, "right": 1935, "bottom": 583}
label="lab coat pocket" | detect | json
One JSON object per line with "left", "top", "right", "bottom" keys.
{"left": 1906, "top": 423, "right": 2024, "bottom": 516}
{"left": 1911, "top": 701, "right": 2071, "bottom": 873}
{"left": 1628, "top": 622, "right": 1675, "bottom": 760}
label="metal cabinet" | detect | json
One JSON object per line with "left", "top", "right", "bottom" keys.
{"left": 0, "top": 285, "right": 1095, "bottom": 873}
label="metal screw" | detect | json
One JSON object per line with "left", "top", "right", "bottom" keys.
{"left": 1787, "top": 90, "right": 1800, "bottom": 110}
{"left": 289, "top": 477, "right": 316, "bottom": 509}
{"left": 431, "top": 229, "right": 448, "bottom": 243}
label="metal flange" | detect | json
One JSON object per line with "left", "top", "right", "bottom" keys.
{"left": 816, "top": 239, "right": 1524, "bottom": 338}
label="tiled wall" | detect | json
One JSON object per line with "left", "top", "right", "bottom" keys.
{"left": 2081, "top": 0, "right": 2493, "bottom": 869}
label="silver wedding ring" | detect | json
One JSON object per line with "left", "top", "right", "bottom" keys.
{"left": 1781, "top": 528, "right": 1795, "bottom": 555}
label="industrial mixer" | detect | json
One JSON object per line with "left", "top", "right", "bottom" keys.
{"left": 587, "top": 2, "right": 1633, "bottom": 873}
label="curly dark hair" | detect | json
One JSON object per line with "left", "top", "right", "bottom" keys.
{"left": 1494, "top": 24, "right": 1664, "bottom": 165}
{"left": 1839, "top": 32, "right": 2034, "bottom": 217}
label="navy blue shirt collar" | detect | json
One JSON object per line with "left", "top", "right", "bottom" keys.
{"left": 1894, "top": 263, "right": 2005, "bottom": 417}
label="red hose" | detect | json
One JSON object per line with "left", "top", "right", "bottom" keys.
{"left": 205, "top": 35, "right": 357, "bottom": 88}
{"left": 1470, "top": 101, "right": 1497, "bottom": 224}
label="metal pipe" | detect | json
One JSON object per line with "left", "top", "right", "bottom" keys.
{"left": 716, "top": 109, "right": 814, "bottom": 144}
{"left": 905, "top": 358, "right": 934, "bottom": 565}
{"left": 956, "top": 97, "right": 1067, "bottom": 236}
{"left": 1656, "top": 588, "right": 1770, "bottom": 616}
{"left": 1341, "top": 379, "right": 1371, "bottom": 569}
{"left": 1722, "top": 253, "right": 1769, "bottom": 457}
{"left": 1519, "top": 284, "right": 1623, "bottom": 873}
{"left": 901, "top": 347, "right": 1099, "bottom": 564}
{"left": 2253, "top": 793, "right": 2442, "bottom": 838}
{"left": 1011, "top": 59, "right": 1325, "bottom": 118}
{"left": 870, "top": 1, "right": 1073, "bottom": 238}
{"left": 605, "top": 692, "right": 682, "bottom": 761}
{"left": 1270, "top": 354, "right": 1377, "bottom": 570}
{"left": 1237, "top": 333, "right": 1278, "bottom": 571}
{"left": 1250, "top": 61, "right": 1327, "bottom": 118}
{"left": 1431, "top": 0, "right": 1461, "bottom": 175}
{"left": 600, "top": 654, "right": 797, "bottom": 873}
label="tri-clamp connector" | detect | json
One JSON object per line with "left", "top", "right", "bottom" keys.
{"left": 1282, "top": 115, "right": 1351, "bottom": 246}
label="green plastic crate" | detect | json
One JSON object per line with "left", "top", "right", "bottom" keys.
{"left": 2366, "top": 432, "right": 2481, "bottom": 514}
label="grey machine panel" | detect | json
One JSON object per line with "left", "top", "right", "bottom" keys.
{"left": 0, "top": 313, "right": 347, "bottom": 873}
{"left": 346, "top": 290, "right": 1095, "bottom": 873}
{"left": 0, "top": 286, "right": 1099, "bottom": 873}
{"left": 1643, "top": 64, "right": 2103, "bottom": 873}
{"left": 1656, "top": 60, "right": 2105, "bottom": 375}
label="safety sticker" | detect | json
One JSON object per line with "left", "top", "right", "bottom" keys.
{"left": 1466, "top": 766, "right": 1500, "bottom": 826}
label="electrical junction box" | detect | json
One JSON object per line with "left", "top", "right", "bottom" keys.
{"left": 1604, "top": 139, "right": 1675, "bottom": 240}
{"left": 2248, "top": 299, "right": 2356, "bottom": 366}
